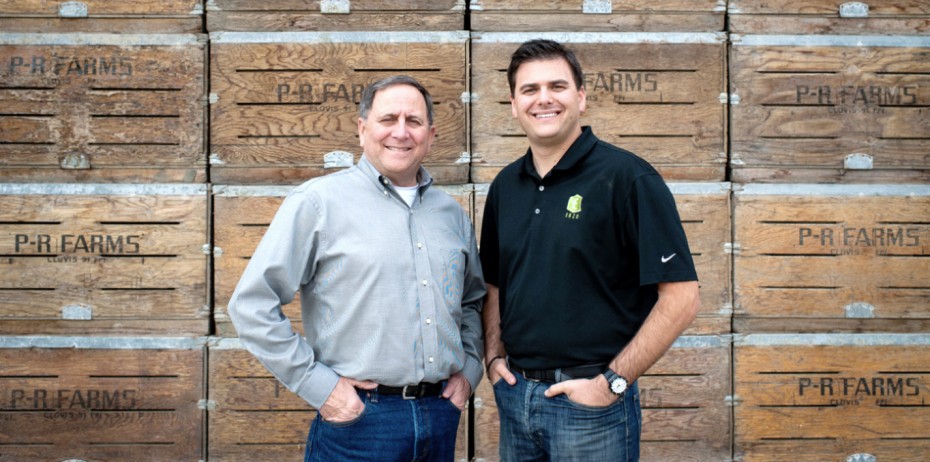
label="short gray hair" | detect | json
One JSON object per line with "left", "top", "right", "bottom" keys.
{"left": 358, "top": 75, "right": 434, "bottom": 126}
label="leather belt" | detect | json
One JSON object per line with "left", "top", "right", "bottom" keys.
{"left": 376, "top": 382, "right": 443, "bottom": 400}
{"left": 510, "top": 363, "right": 608, "bottom": 383}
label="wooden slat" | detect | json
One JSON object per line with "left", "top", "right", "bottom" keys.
{"left": 0, "top": 340, "right": 204, "bottom": 461}
{"left": 733, "top": 185, "right": 930, "bottom": 333}
{"left": 0, "top": 185, "right": 209, "bottom": 336}
{"left": 729, "top": 0, "right": 930, "bottom": 15}
{"left": 471, "top": 33, "right": 727, "bottom": 184}
{"left": 206, "top": 0, "right": 462, "bottom": 32}
{"left": 734, "top": 333, "right": 930, "bottom": 461}
{"left": 470, "top": 0, "right": 724, "bottom": 32}
{"left": 730, "top": 36, "right": 930, "bottom": 182}
{"left": 0, "top": 35, "right": 207, "bottom": 182}
{"left": 209, "top": 33, "right": 467, "bottom": 185}
{"left": 0, "top": 0, "right": 201, "bottom": 15}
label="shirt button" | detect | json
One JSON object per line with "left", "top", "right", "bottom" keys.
{"left": 422, "top": 279, "right": 428, "bottom": 286}
{"left": 417, "top": 243, "right": 423, "bottom": 249}
{"left": 426, "top": 318, "right": 432, "bottom": 325}
{"left": 428, "top": 356, "right": 434, "bottom": 363}
{"left": 538, "top": 185, "right": 545, "bottom": 191}
{"left": 535, "top": 208, "right": 540, "bottom": 214}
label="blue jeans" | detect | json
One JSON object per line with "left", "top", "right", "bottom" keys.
{"left": 493, "top": 373, "right": 642, "bottom": 462}
{"left": 305, "top": 387, "right": 461, "bottom": 462}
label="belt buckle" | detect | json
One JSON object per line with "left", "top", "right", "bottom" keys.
{"left": 401, "top": 385, "right": 418, "bottom": 400}
{"left": 521, "top": 370, "right": 541, "bottom": 383}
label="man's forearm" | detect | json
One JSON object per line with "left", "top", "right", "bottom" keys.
{"left": 609, "top": 280, "right": 700, "bottom": 382}
{"left": 482, "top": 284, "right": 506, "bottom": 363}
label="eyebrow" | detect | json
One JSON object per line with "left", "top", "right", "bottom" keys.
{"left": 519, "top": 78, "right": 571, "bottom": 92}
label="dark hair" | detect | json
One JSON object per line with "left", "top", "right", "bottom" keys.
{"left": 507, "top": 39, "right": 584, "bottom": 96}
{"left": 359, "top": 75, "right": 434, "bottom": 125}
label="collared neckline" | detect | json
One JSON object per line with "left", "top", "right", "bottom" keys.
{"left": 357, "top": 154, "right": 434, "bottom": 196}
{"left": 519, "top": 126, "right": 597, "bottom": 181}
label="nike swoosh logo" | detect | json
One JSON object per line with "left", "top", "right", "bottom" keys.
{"left": 661, "top": 253, "right": 676, "bottom": 263}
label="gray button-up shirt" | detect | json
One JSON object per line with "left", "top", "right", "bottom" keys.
{"left": 228, "top": 156, "right": 486, "bottom": 409}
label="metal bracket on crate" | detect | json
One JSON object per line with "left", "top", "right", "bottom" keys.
{"left": 321, "top": 0, "right": 350, "bottom": 14}
{"left": 713, "top": 0, "right": 727, "bottom": 13}
{"left": 583, "top": 0, "right": 612, "bottom": 14}
{"left": 846, "top": 454, "right": 876, "bottom": 462}
{"left": 60, "top": 152, "right": 90, "bottom": 170}
{"left": 324, "top": 151, "right": 354, "bottom": 169}
{"left": 209, "top": 154, "right": 226, "bottom": 165}
{"left": 198, "top": 399, "right": 217, "bottom": 410}
{"left": 724, "top": 243, "right": 741, "bottom": 255}
{"left": 844, "top": 153, "right": 873, "bottom": 170}
{"left": 844, "top": 302, "right": 875, "bottom": 319}
{"left": 840, "top": 2, "right": 869, "bottom": 18}
{"left": 460, "top": 92, "right": 479, "bottom": 104}
{"left": 455, "top": 152, "right": 472, "bottom": 164}
{"left": 61, "top": 304, "right": 93, "bottom": 320}
{"left": 58, "top": 2, "right": 88, "bottom": 18}
{"left": 725, "top": 395, "right": 741, "bottom": 407}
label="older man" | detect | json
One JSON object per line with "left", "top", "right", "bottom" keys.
{"left": 229, "top": 75, "right": 486, "bottom": 462}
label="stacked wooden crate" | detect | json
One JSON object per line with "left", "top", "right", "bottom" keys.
{"left": 0, "top": 3, "right": 209, "bottom": 461}
{"left": 204, "top": 3, "right": 472, "bottom": 460}
{"left": 729, "top": 3, "right": 930, "bottom": 461}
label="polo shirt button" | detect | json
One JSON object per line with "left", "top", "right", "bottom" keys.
{"left": 417, "top": 242, "right": 423, "bottom": 249}
{"left": 422, "top": 279, "right": 428, "bottom": 286}
{"left": 426, "top": 318, "right": 431, "bottom": 325}
{"left": 428, "top": 356, "right": 434, "bottom": 363}
{"left": 535, "top": 208, "right": 540, "bottom": 214}
{"left": 538, "top": 185, "right": 545, "bottom": 191}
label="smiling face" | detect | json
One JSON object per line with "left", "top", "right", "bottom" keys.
{"left": 510, "top": 58, "right": 586, "bottom": 155}
{"left": 359, "top": 83, "right": 435, "bottom": 187}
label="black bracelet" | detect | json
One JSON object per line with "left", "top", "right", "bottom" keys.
{"left": 485, "top": 355, "right": 504, "bottom": 375}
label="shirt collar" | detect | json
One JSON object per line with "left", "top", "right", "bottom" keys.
{"left": 357, "top": 154, "right": 434, "bottom": 192}
{"left": 520, "top": 126, "right": 597, "bottom": 180}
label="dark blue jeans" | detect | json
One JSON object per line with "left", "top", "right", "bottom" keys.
{"left": 305, "top": 388, "right": 461, "bottom": 462}
{"left": 493, "top": 373, "right": 642, "bottom": 462}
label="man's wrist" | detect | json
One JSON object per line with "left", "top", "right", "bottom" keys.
{"left": 485, "top": 355, "right": 505, "bottom": 374}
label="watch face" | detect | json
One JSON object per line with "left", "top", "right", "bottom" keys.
{"left": 610, "top": 378, "right": 627, "bottom": 395}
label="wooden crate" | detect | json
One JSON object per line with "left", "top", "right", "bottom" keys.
{"left": 207, "top": 338, "right": 469, "bottom": 461}
{"left": 209, "top": 31, "right": 469, "bottom": 185}
{"left": 729, "top": 34, "right": 930, "bottom": 184}
{"left": 0, "top": 0, "right": 203, "bottom": 33}
{"left": 0, "top": 336, "right": 205, "bottom": 462}
{"left": 474, "top": 182, "right": 731, "bottom": 336}
{"left": 469, "top": 0, "right": 726, "bottom": 32}
{"left": 733, "top": 184, "right": 930, "bottom": 333}
{"left": 734, "top": 333, "right": 930, "bottom": 462}
{"left": 729, "top": 0, "right": 930, "bottom": 35}
{"left": 0, "top": 184, "right": 210, "bottom": 336}
{"left": 474, "top": 335, "right": 732, "bottom": 461}
{"left": 0, "top": 33, "right": 207, "bottom": 183}
{"left": 470, "top": 32, "right": 728, "bottom": 184}
{"left": 206, "top": 0, "right": 464, "bottom": 32}
{"left": 212, "top": 184, "right": 474, "bottom": 337}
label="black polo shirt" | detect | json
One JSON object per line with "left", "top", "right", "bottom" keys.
{"left": 479, "top": 127, "right": 698, "bottom": 370}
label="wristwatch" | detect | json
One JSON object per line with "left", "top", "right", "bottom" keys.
{"left": 602, "top": 369, "right": 628, "bottom": 396}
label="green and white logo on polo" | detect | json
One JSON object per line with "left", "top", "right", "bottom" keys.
{"left": 565, "top": 194, "right": 583, "bottom": 219}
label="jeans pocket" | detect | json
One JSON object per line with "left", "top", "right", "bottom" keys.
{"left": 561, "top": 393, "right": 621, "bottom": 412}
{"left": 321, "top": 403, "right": 367, "bottom": 428}
{"left": 442, "top": 396, "right": 465, "bottom": 413}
